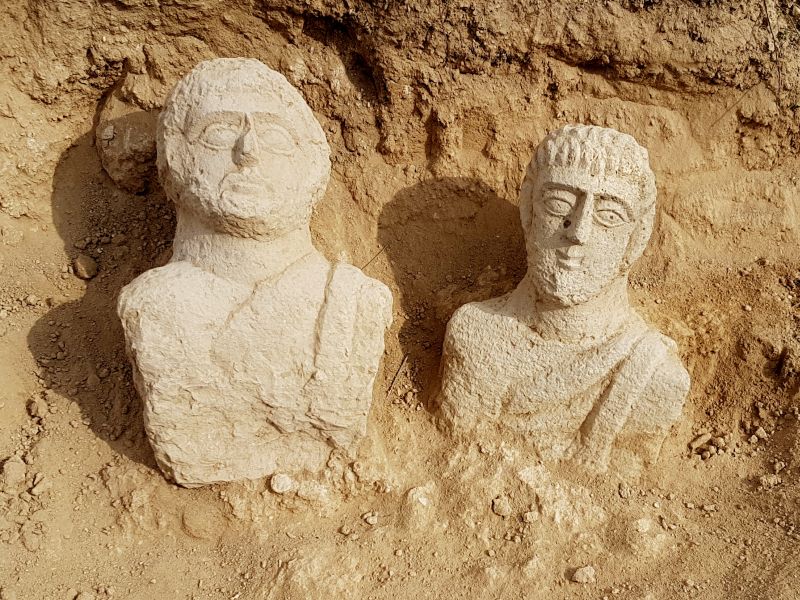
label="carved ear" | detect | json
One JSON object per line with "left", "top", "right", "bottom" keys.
{"left": 156, "top": 128, "right": 188, "bottom": 203}
{"left": 622, "top": 203, "right": 655, "bottom": 269}
{"left": 307, "top": 151, "right": 330, "bottom": 209}
{"left": 518, "top": 176, "right": 536, "bottom": 237}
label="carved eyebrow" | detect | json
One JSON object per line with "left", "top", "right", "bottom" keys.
{"left": 541, "top": 183, "right": 580, "bottom": 195}
{"left": 541, "top": 184, "right": 636, "bottom": 220}
{"left": 249, "top": 111, "right": 291, "bottom": 124}
{"left": 184, "top": 110, "right": 243, "bottom": 138}
{"left": 594, "top": 194, "right": 634, "bottom": 220}
{"left": 183, "top": 111, "right": 300, "bottom": 143}
{"left": 249, "top": 112, "right": 300, "bottom": 141}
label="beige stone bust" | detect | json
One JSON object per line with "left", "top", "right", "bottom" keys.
{"left": 118, "top": 59, "right": 392, "bottom": 486}
{"left": 439, "top": 125, "right": 689, "bottom": 474}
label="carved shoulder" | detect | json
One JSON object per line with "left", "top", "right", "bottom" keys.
{"left": 607, "top": 337, "right": 691, "bottom": 466}
{"left": 443, "top": 301, "right": 499, "bottom": 359}
{"left": 646, "top": 341, "right": 691, "bottom": 420}
{"left": 117, "top": 265, "right": 171, "bottom": 323}
{"left": 117, "top": 262, "right": 239, "bottom": 341}
{"left": 311, "top": 263, "right": 392, "bottom": 381}
{"left": 621, "top": 332, "right": 690, "bottom": 439}
{"left": 117, "top": 262, "right": 198, "bottom": 323}
{"left": 445, "top": 302, "right": 480, "bottom": 342}
{"left": 304, "top": 262, "right": 392, "bottom": 438}
{"left": 333, "top": 263, "right": 393, "bottom": 330}
{"left": 439, "top": 301, "right": 507, "bottom": 433}
{"left": 359, "top": 271, "right": 393, "bottom": 330}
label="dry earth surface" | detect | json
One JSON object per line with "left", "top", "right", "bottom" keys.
{"left": 1, "top": 0, "right": 799, "bottom": 598}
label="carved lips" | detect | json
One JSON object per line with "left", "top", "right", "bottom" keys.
{"left": 555, "top": 246, "right": 585, "bottom": 271}
{"left": 220, "top": 170, "right": 273, "bottom": 199}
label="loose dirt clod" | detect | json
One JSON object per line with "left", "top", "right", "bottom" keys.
{"left": 1, "top": 456, "right": 27, "bottom": 490}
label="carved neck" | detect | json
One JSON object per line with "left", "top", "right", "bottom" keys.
{"left": 508, "top": 275, "right": 635, "bottom": 344}
{"left": 171, "top": 209, "right": 316, "bottom": 285}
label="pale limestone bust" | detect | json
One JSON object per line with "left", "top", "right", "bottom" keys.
{"left": 118, "top": 59, "right": 392, "bottom": 486}
{"left": 439, "top": 125, "right": 689, "bottom": 474}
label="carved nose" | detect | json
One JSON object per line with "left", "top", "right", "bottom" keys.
{"left": 564, "top": 195, "right": 593, "bottom": 245}
{"left": 234, "top": 122, "right": 259, "bottom": 167}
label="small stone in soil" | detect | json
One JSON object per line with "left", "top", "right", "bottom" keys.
{"left": 492, "top": 495, "right": 512, "bottom": 517}
{"left": 689, "top": 433, "right": 712, "bottom": 451}
{"left": 522, "top": 510, "right": 538, "bottom": 523}
{"left": 21, "top": 529, "right": 40, "bottom": 552}
{"left": 73, "top": 255, "right": 98, "bottom": 279}
{"left": 30, "top": 478, "right": 51, "bottom": 496}
{"left": 2, "top": 456, "right": 27, "bottom": 489}
{"left": 571, "top": 565, "right": 596, "bottom": 584}
{"left": 26, "top": 399, "right": 42, "bottom": 418}
{"left": 0, "top": 587, "right": 19, "bottom": 600}
{"left": 618, "top": 482, "right": 632, "bottom": 499}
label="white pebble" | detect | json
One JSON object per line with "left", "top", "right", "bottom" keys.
{"left": 269, "top": 473, "right": 297, "bottom": 495}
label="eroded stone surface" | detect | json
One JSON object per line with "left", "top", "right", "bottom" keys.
{"left": 118, "top": 58, "right": 392, "bottom": 486}
{"left": 439, "top": 125, "right": 689, "bottom": 475}
{"left": 95, "top": 86, "right": 158, "bottom": 194}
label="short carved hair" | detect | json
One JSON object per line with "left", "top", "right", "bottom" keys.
{"left": 536, "top": 125, "right": 654, "bottom": 189}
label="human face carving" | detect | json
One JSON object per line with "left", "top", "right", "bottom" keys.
{"left": 528, "top": 167, "right": 642, "bottom": 306}
{"left": 175, "top": 87, "right": 311, "bottom": 234}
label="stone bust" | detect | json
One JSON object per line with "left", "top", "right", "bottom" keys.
{"left": 118, "top": 59, "right": 392, "bottom": 486}
{"left": 439, "top": 125, "right": 689, "bottom": 474}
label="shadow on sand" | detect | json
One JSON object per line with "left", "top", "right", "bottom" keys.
{"left": 27, "top": 129, "right": 174, "bottom": 469}
{"left": 377, "top": 176, "right": 527, "bottom": 408}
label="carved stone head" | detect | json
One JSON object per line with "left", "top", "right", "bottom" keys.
{"left": 157, "top": 58, "right": 331, "bottom": 238}
{"left": 518, "top": 125, "right": 657, "bottom": 307}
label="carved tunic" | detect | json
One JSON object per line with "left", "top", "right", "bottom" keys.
{"left": 119, "top": 253, "right": 392, "bottom": 485}
{"left": 439, "top": 296, "right": 690, "bottom": 472}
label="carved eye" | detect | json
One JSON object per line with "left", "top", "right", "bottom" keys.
{"left": 255, "top": 123, "right": 295, "bottom": 156}
{"left": 542, "top": 196, "right": 574, "bottom": 217}
{"left": 594, "top": 198, "right": 630, "bottom": 228}
{"left": 594, "top": 209, "right": 626, "bottom": 227}
{"left": 200, "top": 122, "right": 241, "bottom": 149}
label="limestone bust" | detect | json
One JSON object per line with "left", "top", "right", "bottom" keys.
{"left": 118, "top": 59, "right": 392, "bottom": 486}
{"left": 439, "top": 125, "right": 689, "bottom": 474}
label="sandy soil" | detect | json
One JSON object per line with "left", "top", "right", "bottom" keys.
{"left": 1, "top": 1, "right": 799, "bottom": 598}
